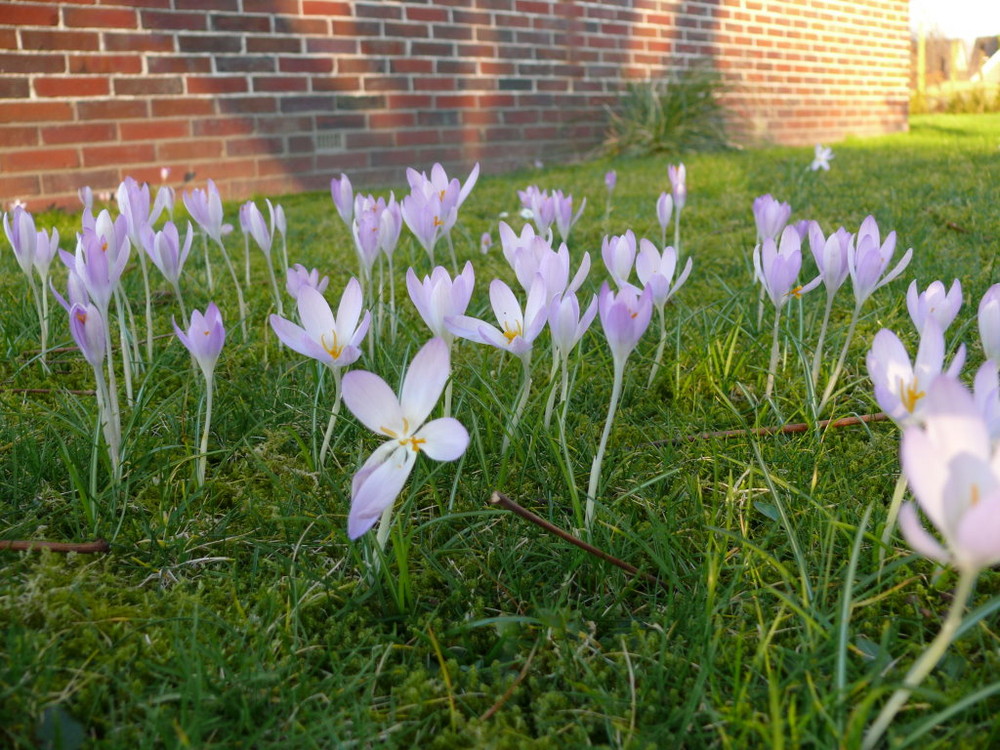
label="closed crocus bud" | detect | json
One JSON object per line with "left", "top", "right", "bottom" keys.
{"left": 979, "top": 284, "right": 1000, "bottom": 362}
{"left": 68, "top": 302, "right": 107, "bottom": 369}
{"left": 3, "top": 205, "right": 37, "bottom": 276}
{"left": 907, "top": 279, "right": 962, "bottom": 335}
{"left": 285, "top": 263, "right": 329, "bottom": 300}
{"left": 752, "top": 194, "right": 791, "bottom": 242}
{"left": 480, "top": 232, "right": 492, "bottom": 254}
{"left": 656, "top": 192, "right": 673, "bottom": 232}
{"left": 605, "top": 170, "right": 617, "bottom": 192}
{"left": 668, "top": 163, "right": 686, "bottom": 210}
{"left": 330, "top": 173, "right": 353, "bottom": 226}
{"left": 601, "top": 230, "right": 637, "bottom": 288}
{"left": 174, "top": 303, "right": 226, "bottom": 382}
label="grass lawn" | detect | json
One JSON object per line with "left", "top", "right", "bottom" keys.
{"left": 3, "top": 113, "right": 1000, "bottom": 748}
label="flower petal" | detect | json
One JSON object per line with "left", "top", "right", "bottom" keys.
{"left": 400, "top": 337, "right": 449, "bottom": 429}
{"left": 342, "top": 370, "right": 404, "bottom": 437}
{"left": 415, "top": 417, "right": 469, "bottom": 461}
{"left": 898, "top": 502, "right": 950, "bottom": 565}
{"left": 270, "top": 314, "right": 332, "bottom": 364}
{"left": 348, "top": 443, "right": 417, "bottom": 539}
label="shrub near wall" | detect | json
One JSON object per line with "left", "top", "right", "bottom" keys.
{"left": 0, "top": 0, "right": 909, "bottom": 210}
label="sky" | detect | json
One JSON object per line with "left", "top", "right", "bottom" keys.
{"left": 910, "top": 0, "right": 1000, "bottom": 40}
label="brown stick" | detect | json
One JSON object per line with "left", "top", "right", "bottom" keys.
{"left": 4, "top": 387, "right": 97, "bottom": 396}
{"left": 480, "top": 640, "right": 540, "bottom": 722}
{"left": 655, "top": 412, "right": 889, "bottom": 445}
{"left": 0, "top": 539, "right": 110, "bottom": 554}
{"left": 489, "top": 491, "right": 668, "bottom": 591}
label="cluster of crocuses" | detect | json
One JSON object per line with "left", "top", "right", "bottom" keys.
{"left": 750, "top": 195, "right": 912, "bottom": 406}
{"left": 856, "top": 282, "right": 1000, "bottom": 747}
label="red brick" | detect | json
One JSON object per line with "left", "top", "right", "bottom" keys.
{"left": 77, "top": 98, "right": 149, "bottom": 120}
{"left": 140, "top": 10, "right": 207, "bottom": 30}
{"left": 369, "top": 111, "right": 415, "bottom": 129}
{"left": 191, "top": 118, "right": 255, "bottom": 137}
{"left": 176, "top": 0, "right": 238, "bottom": 10}
{"left": 41, "top": 122, "right": 116, "bottom": 145}
{"left": 0, "top": 53, "right": 65, "bottom": 75}
{"left": 151, "top": 97, "right": 214, "bottom": 117}
{"left": 0, "top": 175, "right": 42, "bottom": 201}
{"left": 226, "top": 136, "right": 283, "bottom": 156}
{"left": 120, "top": 119, "right": 189, "bottom": 141}
{"left": 302, "top": 1, "right": 350, "bottom": 15}
{"left": 40, "top": 168, "right": 118, "bottom": 197}
{"left": 83, "top": 143, "right": 156, "bottom": 168}
{"left": 0, "top": 125, "right": 39, "bottom": 148}
{"left": 3, "top": 3, "right": 60, "bottom": 26}
{"left": 218, "top": 96, "right": 277, "bottom": 114}
{"left": 0, "top": 100, "right": 73, "bottom": 123}
{"left": 178, "top": 35, "right": 242, "bottom": 54}
{"left": 253, "top": 76, "right": 308, "bottom": 92}
{"left": 0, "top": 30, "right": 16, "bottom": 50}
{"left": 114, "top": 76, "right": 183, "bottom": 96}
{"left": 63, "top": 7, "right": 138, "bottom": 28}
{"left": 311, "top": 75, "right": 361, "bottom": 92}
{"left": 147, "top": 55, "right": 212, "bottom": 74}
{"left": 2, "top": 147, "right": 79, "bottom": 172}
{"left": 21, "top": 30, "right": 100, "bottom": 52}
{"left": 186, "top": 76, "right": 248, "bottom": 94}
{"left": 0, "top": 77, "right": 29, "bottom": 98}
{"left": 279, "top": 57, "right": 333, "bottom": 74}
{"left": 247, "top": 36, "right": 301, "bottom": 54}
{"left": 211, "top": 14, "right": 271, "bottom": 33}
{"left": 104, "top": 32, "right": 175, "bottom": 53}
{"left": 244, "top": 0, "right": 298, "bottom": 12}
{"left": 68, "top": 54, "right": 142, "bottom": 74}
{"left": 157, "top": 139, "right": 223, "bottom": 161}
{"left": 397, "top": 129, "right": 441, "bottom": 146}
{"left": 34, "top": 76, "right": 110, "bottom": 98}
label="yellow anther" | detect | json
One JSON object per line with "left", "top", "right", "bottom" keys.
{"left": 401, "top": 436, "right": 427, "bottom": 452}
{"left": 788, "top": 285, "right": 803, "bottom": 298}
{"left": 898, "top": 376, "right": 925, "bottom": 413}
{"left": 502, "top": 321, "right": 522, "bottom": 343}
{"left": 433, "top": 216, "right": 444, "bottom": 227}
{"left": 320, "top": 330, "right": 344, "bottom": 359}
{"left": 971, "top": 484, "right": 981, "bottom": 506}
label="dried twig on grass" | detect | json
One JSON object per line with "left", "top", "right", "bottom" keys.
{"left": 0, "top": 539, "right": 110, "bottom": 554}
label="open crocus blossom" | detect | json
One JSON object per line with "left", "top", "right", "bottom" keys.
{"left": 173, "top": 302, "right": 225, "bottom": 383}
{"left": 636, "top": 239, "right": 692, "bottom": 309}
{"left": 847, "top": 215, "right": 912, "bottom": 308}
{"left": 899, "top": 375, "right": 1000, "bottom": 573}
{"left": 446, "top": 276, "right": 548, "bottom": 360}
{"left": 183, "top": 179, "right": 230, "bottom": 244}
{"left": 810, "top": 144, "right": 834, "bottom": 171}
{"left": 269, "top": 279, "right": 370, "bottom": 368}
{"left": 753, "top": 225, "right": 821, "bottom": 308}
{"left": 978, "top": 284, "right": 1000, "bottom": 362}
{"left": 866, "top": 318, "right": 966, "bottom": 428}
{"left": 285, "top": 263, "right": 329, "bottom": 301}
{"left": 602, "top": 230, "right": 637, "bottom": 289}
{"left": 406, "top": 261, "right": 475, "bottom": 346}
{"left": 342, "top": 337, "right": 469, "bottom": 541}
{"left": 906, "top": 279, "right": 962, "bottom": 334}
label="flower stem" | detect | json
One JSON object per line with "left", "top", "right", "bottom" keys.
{"left": 586, "top": 359, "right": 624, "bottom": 531}
{"left": 878, "top": 473, "right": 909, "bottom": 570}
{"left": 811, "top": 291, "right": 835, "bottom": 389}
{"left": 215, "top": 237, "right": 248, "bottom": 341}
{"left": 318, "top": 367, "right": 343, "bottom": 466}
{"left": 673, "top": 209, "right": 682, "bottom": 260}
{"left": 647, "top": 305, "right": 667, "bottom": 387}
{"left": 819, "top": 302, "right": 862, "bottom": 413}
{"left": 501, "top": 355, "right": 533, "bottom": 456}
{"left": 542, "top": 352, "right": 561, "bottom": 429}
{"left": 862, "top": 569, "right": 977, "bottom": 750}
{"left": 113, "top": 291, "right": 135, "bottom": 408}
{"left": 557, "top": 362, "right": 581, "bottom": 527}
{"left": 202, "top": 233, "right": 214, "bottom": 293}
{"left": 265, "top": 251, "right": 284, "bottom": 316}
{"left": 764, "top": 303, "right": 783, "bottom": 400}
{"left": 136, "top": 248, "right": 154, "bottom": 362}
{"left": 196, "top": 375, "right": 214, "bottom": 487}
{"left": 171, "top": 280, "right": 189, "bottom": 329}
{"left": 375, "top": 503, "right": 394, "bottom": 552}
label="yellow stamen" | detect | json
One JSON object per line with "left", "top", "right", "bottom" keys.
{"left": 75, "top": 311, "right": 87, "bottom": 324}
{"left": 971, "top": 484, "right": 981, "bottom": 506}
{"left": 502, "top": 321, "right": 523, "bottom": 343}
{"left": 101, "top": 240, "right": 109, "bottom": 252}
{"left": 320, "top": 330, "right": 344, "bottom": 359}
{"left": 788, "top": 285, "right": 803, "bottom": 298}
{"left": 439, "top": 189, "right": 446, "bottom": 201}
{"left": 401, "top": 436, "right": 427, "bottom": 452}
{"left": 381, "top": 427, "right": 398, "bottom": 438}
{"left": 898, "top": 376, "right": 925, "bottom": 413}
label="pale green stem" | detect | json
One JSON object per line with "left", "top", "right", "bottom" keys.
{"left": 201, "top": 233, "right": 214, "bottom": 293}
{"left": 118, "top": 285, "right": 142, "bottom": 370}
{"left": 39, "top": 275, "right": 49, "bottom": 368}
{"left": 811, "top": 290, "right": 836, "bottom": 389}
{"left": 171, "top": 280, "right": 189, "bottom": 329}
{"left": 446, "top": 231, "right": 458, "bottom": 274}
{"left": 819, "top": 301, "right": 862, "bottom": 413}
{"left": 586, "top": 358, "right": 625, "bottom": 532}
{"left": 318, "top": 367, "right": 343, "bottom": 467}
{"left": 443, "top": 376, "right": 453, "bottom": 419}
{"left": 543, "top": 351, "right": 561, "bottom": 429}
{"left": 243, "top": 233, "right": 251, "bottom": 288}
{"left": 501, "top": 354, "right": 533, "bottom": 456}
{"left": 387, "top": 254, "right": 397, "bottom": 343}
{"left": 764, "top": 303, "right": 783, "bottom": 400}
{"left": 673, "top": 208, "right": 682, "bottom": 260}
{"left": 136, "top": 248, "right": 154, "bottom": 362}
{"left": 264, "top": 251, "right": 283, "bottom": 316}
{"left": 92, "top": 359, "right": 120, "bottom": 482}
{"left": 196, "top": 374, "right": 214, "bottom": 487}
{"left": 647, "top": 304, "right": 667, "bottom": 387}
{"left": 878, "top": 473, "right": 909, "bottom": 570}
{"left": 100, "top": 320, "right": 122, "bottom": 479}
{"left": 660, "top": 221, "right": 667, "bottom": 250}
{"left": 376, "top": 258, "right": 385, "bottom": 339}
{"left": 214, "top": 237, "right": 248, "bottom": 341}
{"left": 557, "top": 361, "right": 581, "bottom": 527}
{"left": 375, "top": 503, "right": 395, "bottom": 553}
{"left": 862, "top": 568, "right": 977, "bottom": 750}
{"left": 113, "top": 292, "right": 135, "bottom": 407}
{"left": 279, "top": 234, "right": 289, "bottom": 278}
{"left": 25, "top": 274, "right": 48, "bottom": 371}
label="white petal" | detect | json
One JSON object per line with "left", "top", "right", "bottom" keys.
{"left": 416, "top": 417, "right": 469, "bottom": 461}
{"left": 400, "top": 337, "right": 449, "bottom": 429}
{"left": 348, "top": 444, "right": 417, "bottom": 539}
{"left": 342, "top": 370, "right": 404, "bottom": 437}
{"left": 898, "top": 502, "right": 951, "bottom": 565}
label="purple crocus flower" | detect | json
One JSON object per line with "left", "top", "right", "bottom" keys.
{"left": 847, "top": 215, "right": 912, "bottom": 308}
{"left": 668, "top": 163, "right": 686, "bottom": 211}
{"left": 753, "top": 225, "right": 821, "bottom": 309}
{"left": 142, "top": 220, "right": 193, "bottom": 286}
{"left": 183, "top": 179, "right": 231, "bottom": 243}
{"left": 752, "top": 194, "right": 792, "bottom": 242}
{"left": 605, "top": 170, "right": 617, "bottom": 193}
{"left": 602, "top": 230, "right": 637, "bottom": 289}
{"left": 598, "top": 281, "right": 654, "bottom": 370}
{"left": 656, "top": 192, "right": 673, "bottom": 233}
{"left": 174, "top": 302, "right": 226, "bottom": 382}
{"left": 406, "top": 262, "right": 475, "bottom": 346}
{"left": 331, "top": 173, "right": 354, "bottom": 227}
{"left": 3, "top": 205, "right": 36, "bottom": 276}
{"left": 979, "top": 284, "right": 1000, "bottom": 363}
{"left": 286, "top": 264, "right": 330, "bottom": 301}
{"left": 68, "top": 302, "right": 107, "bottom": 370}
{"left": 906, "top": 279, "right": 962, "bottom": 335}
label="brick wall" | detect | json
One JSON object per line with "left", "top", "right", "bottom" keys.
{"left": 0, "top": 0, "right": 910, "bottom": 210}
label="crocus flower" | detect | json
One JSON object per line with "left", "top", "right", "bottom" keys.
{"left": 3, "top": 205, "right": 36, "bottom": 276}
{"left": 68, "top": 302, "right": 107, "bottom": 370}
{"left": 446, "top": 276, "right": 548, "bottom": 361}
{"left": 378, "top": 194, "right": 403, "bottom": 258}
{"left": 605, "top": 170, "right": 617, "bottom": 192}
{"left": 847, "top": 215, "right": 912, "bottom": 308}
{"left": 406, "top": 262, "right": 475, "bottom": 346}
{"left": 117, "top": 176, "right": 166, "bottom": 249}
{"left": 408, "top": 162, "right": 479, "bottom": 212}
{"left": 183, "top": 179, "right": 231, "bottom": 243}
{"left": 78, "top": 186, "right": 93, "bottom": 212}
{"left": 401, "top": 188, "right": 449, "bottom": 264}
{"left": 807, "top": 223, "right": 852, "bottom": 296}
{"left": 142, "top": 220, "right": 193, "bottom": 287}
{"left": 330, "top": 173, "right": 354, "bottom": 226}
{"left": 598, "top": 282, "right": 654, "bottom": 371}
{"left": 979, "top": 284, "right": 1000, "bottom": 362}
{"left": 553, "top": 190, "right": 586, "bottom": 243}
{"left": 602, "top": 230, "right": 637, "bottom": 289}
{"left": 269, "top": 280, "right": 370, "bottom": 368}
{"left": 33, "top": 227, "right": 58, "bottom": 284}
{"left": 810, "top": 144, "right": 833, "bottom": 171}
{"left": 906, "top": 279, "right": 962, "bottom": 335}
{"left": 898, "top": 375, "right": 1000, "bottom": 573}
{"left": 973, "top": 360, "right": 1000, "bottom": 443}
{"left": 60, "top": 225, "right": 129, "bottom": 314}
{"left": 668, "top": 163, "right": 686, "bottom": 211}
{"left": 240, "top": 199, "right": 274, "bottom": 259}
{"left": 752, "top": 194, "right": 792, "bottom": 243}
{"left": 174, "top": 302, "right": 226, "bottom": 383}
{"left": 636, "top": 239, "right": 692, "bottom": 310}
{"left": 286, "top": 264, "right": 329, "bottom": 301}
{"left": 342, "top": 337, "right": 469, "bottom": 541}
{"left": 866, "top": 318, "right": 965, "bottom": 427}
{"left": 753, "top": 226, "right": 821, "bottom": 308}
{"left": 549, "top": 292, "right": 598, "bottom": 362}
{"left": 480, "top": 232, "right": 492, "bottom": 254}
{"left": 656, "top": 191, "right": 673, "bottom": 244}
